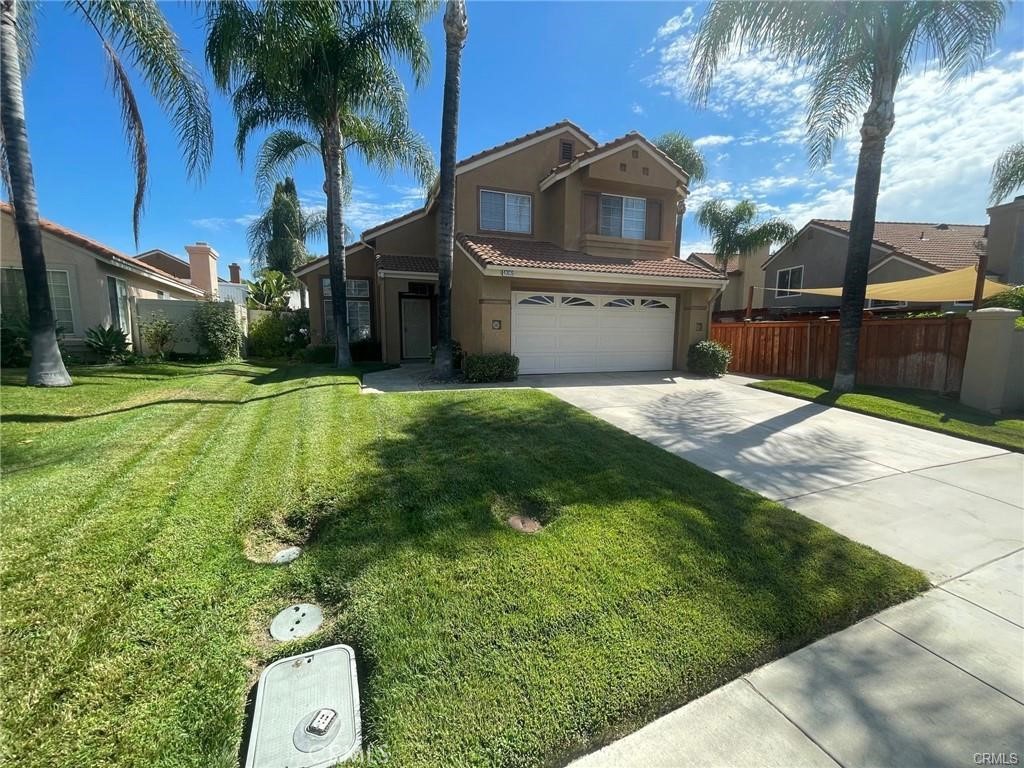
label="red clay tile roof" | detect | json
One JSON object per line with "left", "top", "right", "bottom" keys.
{"left": 545, "top": 131, "right": 690, "bottom": 183}
{"left": 458, "top": 234, "right": 723, "bottom": 280}
{"left": 376, "top": 254, "right": 439, "bottom": 273}
{"left": 0, "top": 202, "right": 202, "bottom": 292}
{"left": 686, "top": 252, "right": 741, "bottom": 274}
{"left": 457, "top": 119, "right": 597, "bottom": 169}
{"left": 814, "top": 219, "right": 986, "bottom": 271}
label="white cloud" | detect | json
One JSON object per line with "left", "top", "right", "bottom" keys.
{"left": 694, "top": 134, "right": 734, "bottom": 148}
{"left": 342, "top": 184, "right": 427, "bottom": 237}
{"left": 190, "top": 214, "right": 258, "bottom": 232}
{"left": 631, "top": 103, "right": 645, "bottom": 116}
{"left": 656, "top": 7, "right": 695, "bottom": 39}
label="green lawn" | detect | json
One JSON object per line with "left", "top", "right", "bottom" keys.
{"left": 1, "top": 363, "right": 927, "bottom": 768}
{"left": 749, "top": 379, "right": 1024, "bottom": 452}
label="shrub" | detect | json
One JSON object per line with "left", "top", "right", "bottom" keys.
{"left": 140, "top": 312, "right": 178, "bottom": 359}
{"left": 350, "top": 338, "right": 381, "bottom": 362}
{"left": 85, "top": 324, "right": 130, "bottom": 363}
{"left": 464, "top": 353, "right": 519, "bottom": 383}
{"left": 1, "top": 313, "right": 31, "bottom": 367}
{"left": 983, "top": 285, "right": 1024, "bottom": 312}
{"left": 191, "top": 303, "right": 242, "bottom": 361}
{"left": 430, "top": 339, "right": 464, "bottom": 369}
{"left": 687, "top": 339, "right": 731, "bottom": 377}
{"left": 303, "top": 344, "right": 335, "bottom": 364}
{"left": 248, "top": 310, "right": 309, "bottom": 358}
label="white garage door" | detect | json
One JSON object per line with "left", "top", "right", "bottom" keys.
{"left": 512, "top": 291, "right": 677, "bottom": 374}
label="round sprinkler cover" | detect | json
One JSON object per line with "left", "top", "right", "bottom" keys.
{"left": 271, "top": 546, "right": 303, "bottom": 565}
{"left": 244, "top": 644, "right": 361, "bottom": 768}
{"left": 270, "top": 603, "right": 324, "bottom": 641}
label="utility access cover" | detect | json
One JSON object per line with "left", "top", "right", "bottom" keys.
{"left": 270, "top": 603, "right": 323, "bottom": 641}
{"left": 245, "top": 644, "right": 362, "bottom": 768}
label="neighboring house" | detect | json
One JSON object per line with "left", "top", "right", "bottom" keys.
{"left": 985, "top": 195, "right": 1024, "bottom": 287}
{"left": 1, "top": 203, "right": 207, "bottom": 350}
{"left": 295, "top": 120, "right": 726, "bottom": 373}
{"left": 761, "top": 219, "right": 991, "bottom": 313}
{"left": 136, "top": 247, "right": 254, "bottom": 305}
{"left": 687, "top": 247, "right": 768, "bottom": 313}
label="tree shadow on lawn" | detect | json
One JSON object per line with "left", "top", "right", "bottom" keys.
{"left": 284, "top": 392, "right": 927, "bottom": 764}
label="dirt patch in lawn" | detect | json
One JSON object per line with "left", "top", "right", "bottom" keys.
{"left": 492, "top": 493, "right": 559, "bottom": 533}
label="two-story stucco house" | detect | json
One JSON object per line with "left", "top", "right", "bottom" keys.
{"left": 296, "top": 120, "right": 726, "bottom": 373}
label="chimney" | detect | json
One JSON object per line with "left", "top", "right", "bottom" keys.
{"left": 185, "top": 241, "right": 219, "bottom": 298}
{"left": 229, "top": 262, "right": 241, "bottom": 284}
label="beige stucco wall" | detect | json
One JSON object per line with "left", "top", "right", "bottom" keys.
{"left": 378, "top": 275, "right": 439, "bottom": 363}
{"left": 1, "top": 213, "right": 198, "bottom": 342}
{"left": 299, "top": 245, "right": 376, "bottom": 346}
{"left": 960, "top": 308, "right": 1023, "bottom": 412}
{"left": 985, "top": 197, "right": 1024, "bottom": 285}
{"left": 716, "top": 246, "right": 770, "bottom": 312}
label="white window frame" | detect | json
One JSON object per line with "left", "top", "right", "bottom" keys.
{"left": 775, "top": 265, "right": 804, "bottom": 298}
{"left": 106, "top": 275, "right": 131, "bottom": 336}
{"left": 320, "top": 277, "right": 370, "bottom": 299}
{"left": 599, "top": 194, "right": 646, "bottom": 240}
{"left": 479, "top": 189, "right": 531, "bottom": 234}
{"left": 867, "top": 298, "right": 909, "bottom": 310}
{"left": 1, "top": 266, "right": 76, "bottom": 332}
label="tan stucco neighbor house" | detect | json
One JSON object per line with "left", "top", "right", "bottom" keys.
{"left": 295, "top": 120, "right": 727, "bottom": 373}
{"left": 1, "top": 203, "right": 213, "bottom": 351}
{"left": 760, "top": 219, "right": 993, "bottom": 313}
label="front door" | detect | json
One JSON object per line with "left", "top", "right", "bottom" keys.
{"left": 401, "top": 297, "right": 431, "bottom": 358}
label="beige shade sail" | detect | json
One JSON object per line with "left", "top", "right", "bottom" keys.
{"left": 792, "top": 266, "right": 1007, "bottom": 301}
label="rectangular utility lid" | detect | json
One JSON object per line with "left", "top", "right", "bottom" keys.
{"left": 245, "top": 644, "right": 361, "bottom": 768}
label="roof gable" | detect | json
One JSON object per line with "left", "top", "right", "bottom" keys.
{"left": 540, "top": 132, "right": 690, "bottom": 192}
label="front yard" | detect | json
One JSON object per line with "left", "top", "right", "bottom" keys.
{"left": 1, "top": 363, "right": 927, "bottom": 767}
{"left": 750, "top": 379, "right": 1024, "bottom": 452}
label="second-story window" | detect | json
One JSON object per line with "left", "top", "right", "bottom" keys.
{"left": 599, "top": 194, "right": 646, "bottom": 240}
{"left": 480, "top": 189, "right": 531, "bottom": 233}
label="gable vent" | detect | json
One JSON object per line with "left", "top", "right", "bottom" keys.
{"left": 559, "top": 140, "right": 574, "bottom": 163}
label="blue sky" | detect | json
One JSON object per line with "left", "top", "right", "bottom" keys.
{"left": 14, "top": 1, "right": 1024, "bottom": 281}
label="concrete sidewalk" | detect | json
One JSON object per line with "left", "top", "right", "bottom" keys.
{"left": 538, "top": 372, "right": 1024, "bottom": 768}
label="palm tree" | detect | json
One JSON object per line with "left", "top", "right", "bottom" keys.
{"left": 654, "top": 132, "right": 707, "bottom": 259}
{"left": 689, "top": 1, "right": 1005, "bottom": 392}
{"left": 246, "top": 177, "right": 327, "bottom": 310}
{"left": 433, "top": 0, "right": 468, "bottom": 379}
{"left": 206, "top": 1, "right": 435, "bottom": 368}
{"left": 1, "top": 0, "right": 212, "bottom": 386}
{"left": 990, "top": 142, "right": 1024, "bottom": 205}
{"left": 697, "top": 199, "right": 794, "bottom": 273}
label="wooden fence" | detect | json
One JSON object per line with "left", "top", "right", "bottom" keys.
{"left": 710, "top": 316, "right": 971, "bottom": 392}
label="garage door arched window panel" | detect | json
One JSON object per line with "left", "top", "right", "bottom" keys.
{"left": 603, "top": 297, "right": 635, "bottom": 308}
{"left": 561, "top": 296, "right": 594, "bottom": 307}
{"left": 640, "top": 298, "right": 670, "bottom": 309}
{"left": 517, "top": 295, "right": 555, "bottom": 305}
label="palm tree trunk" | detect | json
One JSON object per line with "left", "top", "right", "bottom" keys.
{"left": 1, "top": 0, "right": 72, "bottom": 387}
{"left": 322, "top": 121, "right": 351, "bottom": 368}
{"left": 434, "top": 1, "right": 468, "bottom": 379}
{"left": 832, "top": 72, "right": 895, "bottom": 393}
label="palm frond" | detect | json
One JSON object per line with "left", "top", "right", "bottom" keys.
{"left": 245, "top": 208, "right": 275, "bottom": 273}
{"left": 805, "top": 47, "right": 872, "bottom": 166}
{"left": 73, "top": 0, "right": 213, "bottom": 181}
{"left": 254, "top": 129, "right": 320, "bottom": 198}
{"left": 990, "top": 142, "right": 1024, "bottom": 205}
{"left": 917, "top": 1, "right": 1005, "bottom": 83}
{"left": 738, "top": 217, "right": 797, "bottom": 253}
{"left": 102, "top": 41, "right": 148, "bottom": 247}
{"left": 654, "top": 132, "right": 707, "bottom": 183}
{"left": 345, "top": 115, "right": 435, "bottom": 187}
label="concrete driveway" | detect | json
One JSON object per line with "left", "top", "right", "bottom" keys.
{"left": 526, "top": 371, "right": 1024, "bottom": 768}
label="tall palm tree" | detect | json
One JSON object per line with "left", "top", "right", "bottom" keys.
{"left": 246, "top": 177, "right": 327, "bottom": 277}
{"left": 689, "top": 1, "right": 1005, "bottom": 392}
{"left": 1, "top": 0, "right": 212, "bottom": 386}
{"left": 654, "top": 132, "right": 707, "bottom": 259}
{"left": 206, "top": 1, "right": 435, "bottom": 368}
{"left": 697, "top": 199, "right": 794, "bottom": 270}
{"left": 990, "top": 142, "right": 1024, "bottom": 205}
{"left": 433, "top": 0, "right": 468, "bottom": 379}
